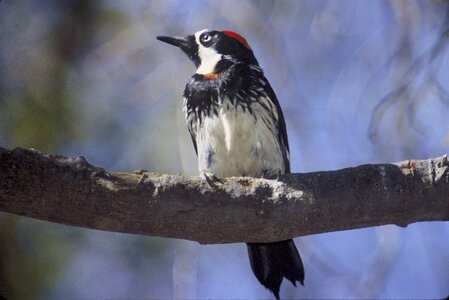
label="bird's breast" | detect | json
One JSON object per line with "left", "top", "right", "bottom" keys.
{"left": 195, "top": 97, "right": 284, "bottom": 177}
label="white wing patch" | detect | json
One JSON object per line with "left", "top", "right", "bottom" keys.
{"left": 221, "top": 112, "right": 232, "bottom": 151}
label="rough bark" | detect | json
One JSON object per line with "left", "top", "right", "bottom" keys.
{"left": 0, "top": 146, "right": 448, "bottom": 244}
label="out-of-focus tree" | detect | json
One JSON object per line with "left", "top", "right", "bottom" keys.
{"left": 0, "top": 1, "right": 95, "bottom": 299}
{"left": 369, "top": 0, "right": 449, "bottom": 161}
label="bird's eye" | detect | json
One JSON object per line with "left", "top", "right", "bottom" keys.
{"left": 200, "top": 32, "right": 213, "bottom": 46}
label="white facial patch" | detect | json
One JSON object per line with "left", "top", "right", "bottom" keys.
{"left": 194, "top": 29, "right": 222, "bottom": 75}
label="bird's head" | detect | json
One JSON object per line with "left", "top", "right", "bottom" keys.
{"left": 157, "top": 29, "right": 258, "bottom": 75}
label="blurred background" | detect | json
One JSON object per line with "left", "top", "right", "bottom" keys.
{"left": 1, "top": 0, "right": 449, "bottom": 298}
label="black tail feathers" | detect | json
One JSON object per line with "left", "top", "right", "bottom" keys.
{"left": 247, "top": 239, "right": 304, "bottom": 299}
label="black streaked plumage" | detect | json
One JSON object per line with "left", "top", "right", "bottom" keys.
{"left": 157, "top": 29, "right": 304, "bottom": 299}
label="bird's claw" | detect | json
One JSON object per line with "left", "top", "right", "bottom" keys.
{"left": 134, "top": 169, "right": 149, "bottom": 185}
{"left": 261, "top": 169, "right": 281, "bottom": 180}
{"left": 133, "top": 169, "right": 149, "bottom": 175}
{"left": 201, "top": 170, "right": 223, "bottom": 187}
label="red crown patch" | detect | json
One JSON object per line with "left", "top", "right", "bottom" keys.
{"left": 221, "top": 30, "right": 251, "bottom": 49}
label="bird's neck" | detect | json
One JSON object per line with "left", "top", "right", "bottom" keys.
{"left": 195, "top": 57, "right": 261, "bottom": 81}
{"left": 212, "top": 57, "right": 236, "bottom": 74}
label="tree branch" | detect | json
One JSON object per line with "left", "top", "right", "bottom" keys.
{"left": 0, "top": 146, "right": 448, "bottom": 244}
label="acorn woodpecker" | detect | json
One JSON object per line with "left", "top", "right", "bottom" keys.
{"left": 157, "top": 29, "right": 304, "bottom": 299}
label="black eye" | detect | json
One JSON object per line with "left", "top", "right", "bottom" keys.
{"left": 200, "top": 32, "right": 214, "bottom": 46}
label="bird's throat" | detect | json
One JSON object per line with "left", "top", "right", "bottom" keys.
{"left": 203, "top": 73, "right": 218, "bottom": 80}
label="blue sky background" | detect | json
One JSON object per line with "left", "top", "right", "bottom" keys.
{"left": 1, "top": 0, "right": 449, "bottom": 298}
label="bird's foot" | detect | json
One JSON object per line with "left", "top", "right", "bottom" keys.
{"left": 261, "top": 169, "right": 281, "bottom": 180}
{"left": 134, "top": 169, "right": 150, "bottom": 185}
{"left": 200, "top": 169, "right": 223, "bottom": 187}
{"left": 133, "top": 169, "right": 149, "bottom": 175}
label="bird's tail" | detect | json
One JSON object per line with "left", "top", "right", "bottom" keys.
{"left": 247, "top": 239, "right": 304, "bottom": 299}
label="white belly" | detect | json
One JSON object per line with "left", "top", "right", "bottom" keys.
{"left": 195, "top": 100, "right": 284, "bottom": 177}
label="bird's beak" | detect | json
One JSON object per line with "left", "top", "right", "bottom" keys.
{"left": 157, "top": 34, "right": 199, "bottom": 67}
{"left": 157, "top": 35, "right": 192, "bottom": 51}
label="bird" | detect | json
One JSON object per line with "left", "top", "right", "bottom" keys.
{"left": 157, "top": 29, "right": 304, "bottom": 299}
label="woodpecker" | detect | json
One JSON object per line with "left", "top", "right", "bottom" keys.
{"left": 157, "top": 29, "right": 304, "bottom": 299}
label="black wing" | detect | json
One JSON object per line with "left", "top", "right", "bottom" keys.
{"left": 226, "top": 63, "right": 291, "bottom": 174}
{"left": 261, "top": 77, "right": 291, "bottom": 173}
{"left": 187, "top": 120, "right": 198, "bottom": 155}
{"left": 219, "top": 63, "right": 291, "bottom": 173}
